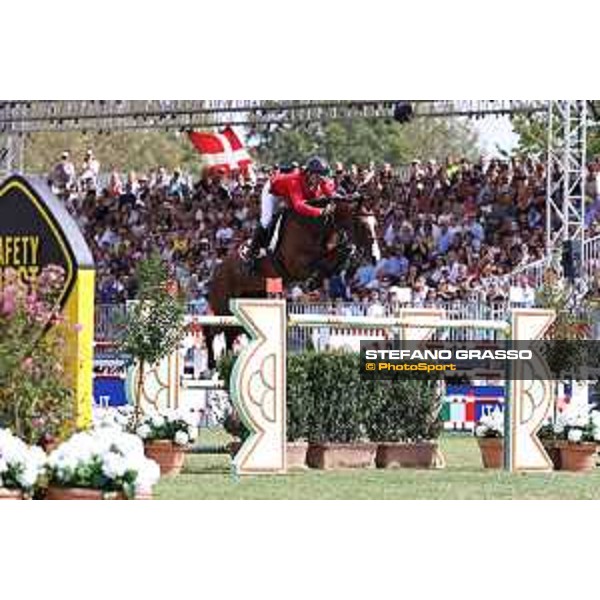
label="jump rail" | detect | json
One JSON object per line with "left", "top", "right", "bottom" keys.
{"left": 286, "top": 314, "right": 509, "bottom": 331}
{"left": 188, "top": 313, "right": 509, "bottom": 331}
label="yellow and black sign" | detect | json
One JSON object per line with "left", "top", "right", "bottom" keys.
{"left": 0, "top": 174, "right": 95, "bottom": 427}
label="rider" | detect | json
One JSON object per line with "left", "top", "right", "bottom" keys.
{"left": 241, "top": 156, "right": 337, "bottom": 268}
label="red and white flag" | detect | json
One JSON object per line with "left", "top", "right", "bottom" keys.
{"left": 187, "top": 126, "right": 253, "bottom": 176}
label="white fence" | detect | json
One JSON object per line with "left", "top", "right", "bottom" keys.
{"left": 96, "top": 297, "right": 598, "bottom": 349}
{"left": 488, "top": 233, "right": 600, "bottom": 290}
{"left": 287, "top": 300, "right": 510, "bottom": 351}
{"left": 95, "top": 299, "right": 516, "bottom": 345}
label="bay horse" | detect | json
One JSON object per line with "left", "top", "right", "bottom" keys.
{"left": 204, "top": 197, "right": 381, "bottom": 370}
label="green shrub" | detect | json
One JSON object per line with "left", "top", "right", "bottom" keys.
{"left": 304, "top": 351, "right": 371, "bottom": 443}
{"left": 216, "top": 352, "right": 236, "bottom": 384}
{"left": 217, "top": 350, "right": 442, "bottom": 445}
{"left": 216, "top": 354, "right": 250, "bottom": 441}
{"left": 286, "top": 353, "right": 312, "bottom": 442}
{"left": 365, "top": 375, "right": 442, "bottom": 442}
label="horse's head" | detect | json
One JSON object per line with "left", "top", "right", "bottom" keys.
{"left": 333, "top": 198, "right": 381, "bottom": 265}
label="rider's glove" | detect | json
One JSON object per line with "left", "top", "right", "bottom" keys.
{"left": 321, "top": 202, "right": 335, "bottom": 223}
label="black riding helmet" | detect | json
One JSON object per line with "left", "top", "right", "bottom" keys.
{"left": 304, "top": 156, "right": 330, "bottom": 177}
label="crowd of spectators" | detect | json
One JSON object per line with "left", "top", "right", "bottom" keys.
{"left": 48, "top": 150, "right": 600, "bottom": 310}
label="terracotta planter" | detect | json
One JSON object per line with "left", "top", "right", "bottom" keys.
{"left": 0, "top": 488, "right": 24, "bottom": 500}
{"left": 542, "top": 440, "right": 562, "bottom": 470}
{"left": 376, "top": 441, "right": 445, "bottom": 469}
{"left": 286, "top": 441, "right": 309, "bottom": 470}
{"left": 45, "top": 486, "right": 151, "bottom": 500}
{"left": 557, "top": 442, "right": 598, "bottom": 472}
{"left": 306, "top": 442, "right": 377, "bottom": 469}
{"left": 477, "top": 437, "right": 504, "bottom": 469}
{"left": 144, "top": 440, "right": 186, "bottom": 476}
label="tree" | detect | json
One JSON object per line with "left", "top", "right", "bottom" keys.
{"left": 118, "top": 254, "right": 187, "bottom": 420}
{"left": 21, "top": 114, "right": 480, "bottom": 178}
{"left": 254, "top": 117, "right": 479, "bottom": 166}
{"left": 23, "top": 130, "right": 206, "bottom": 177}
{"left": 511, "top": 109, "right": 600, "bottom": 159}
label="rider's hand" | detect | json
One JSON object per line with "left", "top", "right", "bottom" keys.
{"left": 321, "top": 202, "right": 335, "bottom": 222}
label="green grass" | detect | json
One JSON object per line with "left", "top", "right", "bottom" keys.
{"left": 153, "top": 431, "right": 600, "bottom": 500}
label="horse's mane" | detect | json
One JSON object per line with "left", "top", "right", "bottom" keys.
{"left": 306, "top": 197, "right": 331, "bottom": 209}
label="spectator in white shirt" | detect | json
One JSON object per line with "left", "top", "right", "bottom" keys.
{"left": 367, "top": 290, "right": 386, "bottom": 317}
{"left": 215, "top": 223, "right": 234, "bottom": 246}
{"left": 49, "top": 151, "right": 76, "bottom": 196}
{"left": 80, "top": 149, "right": 100, "bottom": 192}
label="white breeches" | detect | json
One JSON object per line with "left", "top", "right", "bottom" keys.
{"left": 260, "top": 181, "right": 279, "bottom": 229}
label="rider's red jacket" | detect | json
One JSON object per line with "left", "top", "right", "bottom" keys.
{"left": 270, "top": 171, "right": 335, "bottom": 218}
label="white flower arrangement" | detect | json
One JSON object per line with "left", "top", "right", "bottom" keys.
{"left": 47, "top": 428, "right": 160, "bottom": 498}
{"left": 551, "top": 404, "right": 600, "bottom": 444}
{"left": 0, "top": 428, "right": 47, "bottom": 493}
{"left": 92, "top": 405, "right": 136, "bottom": 432}
{"left": 135, "top": 407, "right": 198, "bottom": 446}
{"left": 557, "top": 404, "right": 590, "bottom": 430}
{"left": 474, "top": 409, "right": 504, "bottom": 438}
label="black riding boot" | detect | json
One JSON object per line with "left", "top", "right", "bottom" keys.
{"left": 241, "top": 225, "right": 268, "bottom": 273}
{"left": 304, "top": 273, "right": 324, "bottom": 292}
{"left": 304, "top": 257, "right": 333, "bottom": 292}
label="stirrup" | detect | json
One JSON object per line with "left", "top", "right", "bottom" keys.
{"left": 239, "top": 241, "right": 263, "bottom": 264}
{"left": 239, "top": 241, "right": 251, "bottom": 262}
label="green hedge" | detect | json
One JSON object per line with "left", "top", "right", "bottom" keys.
{"left": 364, "top": 375, "right": 442, "bottom": 442}
{"left": 217, "top": 351, "right": 442, "bottom": 443}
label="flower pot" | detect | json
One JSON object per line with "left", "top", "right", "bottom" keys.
{"left": 541, "top": 440, "right": 562, "bottom": 470}
{"left": 144, "top": 440, "right": 186, "bottom": 476}
{"left": 286, "top": 441, "right": 309, "bottom": 470}
{"left": 45, "top": 487, "right": 127, "bottom": 500}
{"left": 306, "top": 442, "right": 377, "bottom": 470}
{"left": 376, "top": 441, "right": 445, "bottom": 469}
{"left": 557, "top": 442, "right": 598, "bottom": 472}
{"left": 0, "top": 488, "right": 25, "bottom": 500}
{"left": 477, "top": 437, "right": 504, "bottom": 469}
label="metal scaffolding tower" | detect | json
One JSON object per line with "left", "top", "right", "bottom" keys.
{"left": 545, "top": 101, "right": 588, "bottom": 255}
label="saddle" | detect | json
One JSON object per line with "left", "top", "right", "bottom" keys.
{"left": 239, "top": 208, "right": 354, "bottom": 287}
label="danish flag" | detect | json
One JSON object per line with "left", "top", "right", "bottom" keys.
{"left": 187, "top": 126, "right": 253, "bottom": 175}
